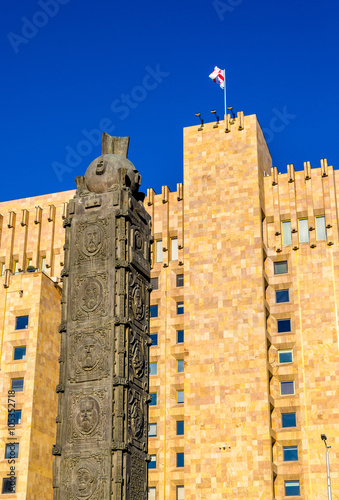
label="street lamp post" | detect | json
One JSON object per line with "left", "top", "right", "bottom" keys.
{"left": 321, "top": 434, "right": 332, "bottom": 500}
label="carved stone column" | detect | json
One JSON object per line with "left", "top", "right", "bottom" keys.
{"left": 53, "top": 134, "right": 152, "bottom": 500}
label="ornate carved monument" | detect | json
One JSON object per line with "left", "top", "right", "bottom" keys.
{"left": 52, "top": 134, "right": 152, "bottom": 500}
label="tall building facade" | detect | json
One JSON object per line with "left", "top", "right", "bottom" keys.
{"left": 0, "top": 113, "right": 338, "bottom": 499}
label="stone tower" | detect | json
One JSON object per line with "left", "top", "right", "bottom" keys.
{"left": 52, "top": 134, "right": 152, "bottom": 500}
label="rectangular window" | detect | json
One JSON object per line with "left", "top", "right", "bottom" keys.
{"left": 276, "top": 289, "right": 289, "bottom": 303}
{"left": 298, "top": 218, "right": 309, "bottom": 243}
{"left": 150, "top": 393, "right": 157, "bottom": 406}
{"left": 148, "top": 455, "right": 156, "bottom": 469}
{"left": 13, "top": 260, "right": 19, "bottom": 274}
{"left": 176, "top": 420, "right": 184, "bottom": 435}
{"left": 41, "top": 256, "right": 47, "bottom": 272}
{"left": 150, "top": 333, "right": 158, "bottom": 346}
{"left": 282, "top": 221, "right": 292, "bottom": 245}
{"left": 177, "top": 390, "right": 184, "bottom": 404}
{"left": 13, "top": 346, "right": 26, "bottom": 360}
{"left": 155, "top": 240, "right": 163, "bottom": 263}
{"left": 11, "top": 378, "right": 24, "bottom": 392}
{"left": 285, "top": 480, "right": 300, "bottom": 496}
{"left": 5, "top": 443, "right": 19, "bottom": 459}
{"left": 150, "top": 277, "right": 159, "bottom": 290}
{"left": 8, "top": 410, "right": 21, "bottom": 426}
{"left": 176, "top": 486, "right": 184, "bottom": 500}
{"left": 283, "top": 446, "right": 298, "bottom": 461}
{"left": 27, "top": 258, "right": 33, "bottom": 269}
{"left": 177, "top": 330, "right": 184, "bottom": 343}
{"left": 277, "top": 319, "right": 291, "bottom": 333}
{"left": 148, "top": 487, "right": 156, "bottom": 500}
{"left": 148, "top": 423, "right": 157, "bottom": 437}
{"left": 274, "top": 261, "right": 288, "bottom": 274}
{"left": 2, "top": 477, "right": 16, "bottom": 494}
{"left": 150, "top": 305, "right": 158, "bottom": 318}
{"left": 316, "top": 216, "right": 327, "bottom": 240}
{"left": 282, "top": 412, "right": 296, "bottom": 428}
{"left": 280, "top": 381, "right": 295, "bottom": 395}
{"left": 176, "top": 274, "right": 184, "bottom": 287}
{"left": 150, "top": 363, "right": 157, "bottom": 376}
{"left": 278, "top": 349, "right": 293, "bottom": 364}
{"left": 177, "top": 360, "right": 184, "bottom": 373}
{"left": 176, "top": 452, "right": 184, "bottom": 467}
{"left": 177, "top": 302, "right": 184, "bottom": 315}
{"left": 15, "top": 316, "right": 29, "bottom": 330}
{"left": 0, "top": 262, "right": 5, "bottom": 277}
{"left": 171, "top": 238, "right": 178, "bottom": 261}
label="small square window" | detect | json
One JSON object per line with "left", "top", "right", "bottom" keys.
{"left": 176, "top": 486, "right": 184, "bottom": 500}
{"left": 316, "top": 216, "right": 327, "bottom": 241}
{"left": 177, "top": 302, "right": 184, "bottom": 315}
{"left": 150, "top": 393, "right": 157, "bottom": 406}
{"left": 177, "top": 330, "right": 184, "bottom": 343}
{"left": 283, "top": 446, "right": 298, "bottom": 461}
{"left": 171, "top": 238, "right": 178, "bottom": 261}
{"left": 11, "top": 378, "right": 24, "bottom": 392}
{"left": 274, "top": 261, "right": 288, "bottom": 275}
{"left": 150, "top": 305, "right": 158, "bottom": 318}
{"left": 0, "top": 263, "right": 5, "bottom": 277}
{"left": 13, "top": 260, "right": 19, "bottom": 275}
{"left": 285, "top": 480, "right": 300, "bottom": 496}
{"left": 177, "top": 360, "right": 184, "bottom": 373}
{"left": 277, "top": 319, "right": 291, "bottom": 333}
{"left": 13, "top": 346, "right": 26, "bottom": 360}
{"left": 149, "top": 423, "right": 157, "bottom": 437}
{"left": 155, "top": 241, "right": 163, "bottom": 263}
{"left": 176, "top": 420, "right": 184, "bottom": 435}
{"left": 176, "top": 274, "right": 184, "bottom": 287}
{"left": 150, "top": 363, "right": 157, "bottom": 376}
{"left": 282, "top": 412, "right": 296, "bottom": 428}
{"left": 5, "top": 443, "right": 19, "bottom": 459}
{"left": 150, "top": 333, "right": 158, "bottom": 346}
{"left": 2, "top": 477, "right": 16, "bottom": 494}
{"left": 41, "top": 256, "right": 47, "bottom": 272}
{"left": 276, "top": 289, "right": 289, "bottom": 303}
{"left": 299, "top": 218, "right": 309, "bottom": 243}
{"left": 8, "top": 410, "right": 21, "bottom": 426}
{"left": 177, "top": 390, "right": 184, "bottom": 404}
{"left": 15, "top": 315, "right": 29, "bottom": 330}
{"left": 148, "top": 455, "right": 156, "bottom": 469}
{"left": 278, "top": 350, "right": 293, "bottom": 364}
{"left": 176, "top": 452, "right": 184, "bottom": 467}
{"left": 150, "top": 277, "right": 159, "bottom": 290}
{"left": 282, "top": 221, "right": 292, "bottom": 245}
{"left": 280, "top": 381, "right": 294, "bottom": 395}
{"left": 148, "top": 487, "right": 156, "bottom": 500}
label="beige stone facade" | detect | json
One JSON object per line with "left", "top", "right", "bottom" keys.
{"left": 0, "top": 115, "right": 338, "bottom": 498}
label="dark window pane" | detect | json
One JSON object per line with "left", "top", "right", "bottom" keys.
{"left": 11, "top": 379, "right": 24, "bottom": 392}
{"left": 282, "top": 413, "right": 296, "bottom": 428}
{"left": 150, "top": 305, "right": 158, "bottom": 318}
{"left": 150, "top": 393, "right": 157, "bottom": 406}
{"left": 13, "top": 346, "right": 26, "bottom": 360}
{"left": 283, "top": 446, "right": 298, "bottom": 461}
{"left": 15, "top": 316, "right": 29, "bottom": 330}
{"left": 277, "top": 319, "right": 291, "bottom": 333}
{"left": 177, "top": 420, "right": 184, "bottom": 435}
{"left": 176, "top": 274, "right": 184, "bottom": 287}
{"left": 176, "top": 453, "right": 184, "bottom": 467}
{"left": 177, "top": 302, "right": 184, "bottom": 315}
{"left": 150, "top": 333, "right": 158, "bottom": 346}
{"left": 5, "top": 443, "right": 19, "bottom": 459}
{"left": 278, "top": 350, "right": 293, "bottom": 364}
{"left": 8, "top": 410, "right": 21, "bottom": 425}
{"left": 150, "top": 277, "right": 158, "bottom": 290}
{"left": 281, "top": 381, "right": 294, "bottom": 395}
{"left": 2, "top": 478, "right": 16, "bottom": 493}
{"left": 276, "top": 290, "right": 289, "bottom": 303}
{"left": 150, "top": 363, "right": 157, "bottom": 375}
{"left": 285, "top": 481, "right": 300, "bottom": 496}
{"left": 274, "top": 261, "right": 288, "bottom": 274}
{"left": 177, "top": 330, "right": 184, "bottom": 343}
{"left": 148, "top": 455, "right": 156, "bottom": 469}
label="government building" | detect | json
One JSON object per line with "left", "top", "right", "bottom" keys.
{"left": 0, "top": 113, "right": 338, "bottom": 499}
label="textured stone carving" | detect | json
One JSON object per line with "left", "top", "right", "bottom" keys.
{"left": 128, "top": 389, "right": 147, "bottom": 447}
{"left": 129, "top": 453, "right": 147, "bottom": 500}
{"left": 129, "top": 272, "right": 148, "bottom": 328}
{"left": 67, "top": 389, "right": 107, "bottom": 443}
{"left": 129, "top": 329, "right": 148, "bottom": 390}
{"left": 75, "top": 217, "right": 109, "bottom": 264}
{"left": 61, "top": 453, "right": 108, "bottom": 499}
{"left": 72, "top": 272, "right": 108, "bottom": 321}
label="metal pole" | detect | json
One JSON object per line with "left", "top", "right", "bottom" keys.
{"left": 326, "top": 445, "right": 332, "bottom": 500}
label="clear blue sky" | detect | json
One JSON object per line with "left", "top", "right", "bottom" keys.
{"left": 1, "top": 0, "right": 338, "bottom": 201}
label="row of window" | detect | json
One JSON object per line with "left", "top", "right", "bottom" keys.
{"left": 281, "top": 216, "right": 327, "bottom": 245}
{"left": 150, "top": 360, "right": 184, "bottom": 375}
{"left": 149, "top": 420, "right": 184, "bottom": 437}
{"left": 151, "top": 330, "right": 184, "bottom": 346}
{"left": 150, "top": 302, "right": 184, "bottom": 318}
{"left": 149, "top": 452, "right": 184, "bottom": 469}
{"left": 151, "top": 274, "right": 184, "bottom": 290}
{"left": 154, "top": 238, "right": 179, "bottom": 263}
{"left": 149, "top": 390, "right": 184, "bottom": 406}
{"left": 1, "top": 257, "right": 48, "bottom": 276}
{"left": 149, "top": 486, "right": 184, "bottom": 500}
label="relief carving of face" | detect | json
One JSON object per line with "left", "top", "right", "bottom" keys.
{"left": 75, "top": 397, "right": 99, "bottom": 434}
{"left": 78, "top": 335, "right": 99, "bottom": 370}
{"left": 82, "top": 280, "right": 101, "bottom": 311}
{"left": 83, "top": 225, "right": 102, "bottom": 255}
{"left": 132, "top": 342, "right": 144, "bottom": 378}
{"left": 73, "top": 465, "right": 96, "bottom": 498}
{"left": 133, "top": 285, "right": 144, "bottom": 320}
{"left": 131, "top": 399, "right": 143, "bottom": 439}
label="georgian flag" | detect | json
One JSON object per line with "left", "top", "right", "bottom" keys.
{"left": 209, "top": 67, "right": 225, "bottom": 89}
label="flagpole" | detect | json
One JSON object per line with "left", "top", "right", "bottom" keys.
{"left": 224, "top": 69, "right": 227, "bottom": 126}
